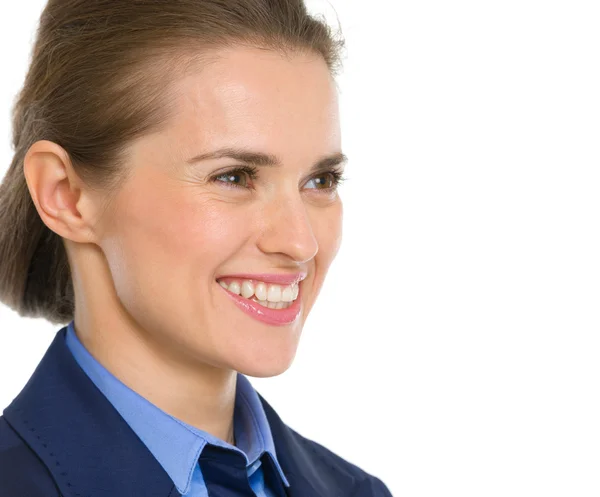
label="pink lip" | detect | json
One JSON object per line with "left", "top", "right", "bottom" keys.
{"left": 215, "top": 272, "right": 307, "bottom": 286}
{"left": 217, "top": 281, "right": 303, "bottom": 326}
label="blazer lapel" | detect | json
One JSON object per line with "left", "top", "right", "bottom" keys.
{"left": 258, "top": 393, "right": 358, "bottom": 497}
{"left": 3, "top": 327, "right": 176, "bottom": 497}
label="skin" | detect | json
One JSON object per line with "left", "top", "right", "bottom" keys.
{"left": 23, "top": 46, "right": 343, "bottom": 445}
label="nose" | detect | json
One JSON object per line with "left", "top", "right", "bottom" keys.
{"left": 256, "top": 193, "right": 319, "bottom": 264}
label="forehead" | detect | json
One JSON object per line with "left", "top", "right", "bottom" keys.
{"left": 166, "top": 45, "right": 341, "bottom": 153}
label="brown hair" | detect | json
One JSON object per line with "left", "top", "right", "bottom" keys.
{"left": 0, "top": 0, "right": 345, "bottom": 325}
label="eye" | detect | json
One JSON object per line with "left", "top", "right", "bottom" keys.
{"left": 209, "top": 166, "right": 347, "bottom": 193}
{"left": 304, "top": 170, "right": 346, "bottom": 192}
{"left": 210, "top": 166, "right": 258, "bottom": 190}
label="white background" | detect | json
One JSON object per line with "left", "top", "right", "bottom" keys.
{"left": 2, "top": 1, "right": 600, "bottom": 495}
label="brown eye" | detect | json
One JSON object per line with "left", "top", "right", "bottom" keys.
{"left": 304, "top": 170, "right": 346, "bottom": 191}
{"left": 214, "top": 172, "right": 248, "bottom": 187}
{"left": 314, "top": 173, "right": 334, "bottom": 189}
{"left": 210, "top": 166, "right": 258, "bottom": 190}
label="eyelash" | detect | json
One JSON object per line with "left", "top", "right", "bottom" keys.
{"left": 210, "top": 165, "right": 347, "bottom": 193}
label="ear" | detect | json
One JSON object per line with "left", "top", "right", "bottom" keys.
{"left": 23, "top": 140, "right": 99, "bottom": 244}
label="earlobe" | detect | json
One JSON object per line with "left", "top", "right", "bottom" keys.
{"left": 23, "top": 140, "right": 94, "bottom": 244}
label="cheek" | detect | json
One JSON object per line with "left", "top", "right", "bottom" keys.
{"left": 313, "top": 199, "right": 343, "bottom": 264}
{"left": 103, "top": 178, "right": 251, "bottom": 292}
{"left": 156, "top": 199, "right": 238, "bottom": 260}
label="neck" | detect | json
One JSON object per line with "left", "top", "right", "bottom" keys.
{"left": 74, "top": 313, "right": 238, "bottom": 443}
{"left": 69, "top": 243, "right": 237, "bottom": 444}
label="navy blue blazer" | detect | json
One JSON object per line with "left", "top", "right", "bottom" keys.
{"left": 0, "top": 327, "right": 393, "bottom": 497}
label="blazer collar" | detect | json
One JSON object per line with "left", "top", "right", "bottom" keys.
{"left": 258, "top": 393, "right": 358, "bottom": 496}
{"left": 3, "top": 327, "right": 356, "bottom": 497}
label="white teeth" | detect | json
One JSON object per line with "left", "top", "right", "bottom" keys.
{"left": 218, "top": 278, "right": 300, "bottom": 304}
{"left": 241, "top": 280, "right": 254, "bottom": 299}
{"left": 267, "top": 285, "right": 282, "bottom": 303}
{"left": 254, "top": 282, "right": 268, "bottom": 301}
{"left": 228, "top": 281, "right": 241, "bottom": 295}
{"left": 251, "top": 297, "right": 292, "bottom": 309}
{"left": 281, "top": 286, "right": 293, "bottom": 302}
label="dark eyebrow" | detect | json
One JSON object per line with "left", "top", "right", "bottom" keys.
{"left": 186, "top": 147, "right": 348, "bottom": 172}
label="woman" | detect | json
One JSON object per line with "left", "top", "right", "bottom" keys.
{"left": 0, "top": 1, "right": 392, "bottom": 496}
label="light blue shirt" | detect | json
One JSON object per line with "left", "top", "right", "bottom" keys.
{"left": 65, "top": 321, "right": 290, "bottom": 496}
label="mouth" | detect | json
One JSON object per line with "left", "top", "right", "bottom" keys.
{"left": 215, "top": 277, "right": 303, "bottom": 326}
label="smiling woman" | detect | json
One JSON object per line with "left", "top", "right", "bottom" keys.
{"left": 0, "top": 1, "right": 392, "bottom": 496}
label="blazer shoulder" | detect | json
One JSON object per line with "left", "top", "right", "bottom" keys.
{"left": 0, "top": 415, "right": 61, "bottom": 497}
{"left": 287, "top": 425, "right": 394, "bottom": 495}
{"left": 349, "top": 474, "right": 395, "bottom": 497}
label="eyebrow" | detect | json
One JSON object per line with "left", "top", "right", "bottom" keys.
{"left": 186, "top": 147, "right": 348, "bottom": 172}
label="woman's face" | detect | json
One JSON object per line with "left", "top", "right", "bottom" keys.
{"left": 96, "top": 46, "right": 344, "bottom": 377}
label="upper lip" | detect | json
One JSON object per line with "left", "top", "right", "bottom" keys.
{"left": 216, "top": 272, "right": 307, "bottom": 285}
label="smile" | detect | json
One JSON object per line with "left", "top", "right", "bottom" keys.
{"left": 216, "top": 277, "right": 304, "bottom": 326}
{"left": 217, "top": 278, "right": 299, "bottom": 310}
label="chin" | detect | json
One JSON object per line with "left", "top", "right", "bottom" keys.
{"left": 233, "top": 347, "right": 298, "bottom": 379}
{"left": 240, "top": 362, "right": 292, "bottom": 379}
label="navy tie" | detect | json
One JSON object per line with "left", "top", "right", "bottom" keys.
{"left": 198, "top": 444, "right": 257, "bottom": 497}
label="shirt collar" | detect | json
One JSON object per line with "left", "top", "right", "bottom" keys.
{"left": 65, "top": 320, "right": 290, "bottom": 494}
